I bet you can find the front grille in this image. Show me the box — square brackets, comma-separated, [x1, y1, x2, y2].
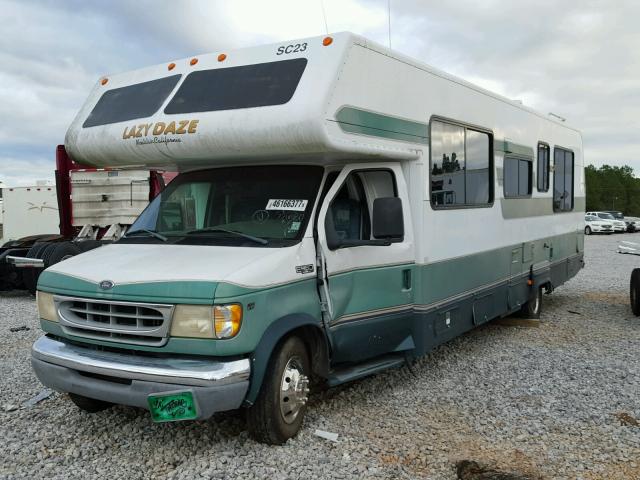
[55, 296, 174, 346]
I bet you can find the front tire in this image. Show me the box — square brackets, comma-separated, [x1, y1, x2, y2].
[246, 336, 310, 445]
[519, 286, 543, 319]
[630, 269, 640, 316]
[69, 393, 112, 413]
[585, 226, 592, 235]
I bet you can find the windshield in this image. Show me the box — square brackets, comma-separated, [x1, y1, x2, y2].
[121, 165, 323, 247]
[598, 213, 615, 220]
[610, 212, 624, 219]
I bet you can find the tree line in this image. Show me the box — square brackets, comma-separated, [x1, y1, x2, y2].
[585, 164, 640, 216]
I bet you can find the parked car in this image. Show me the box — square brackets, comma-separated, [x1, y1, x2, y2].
[586, 211, 626, 232]
[584, 214, 614, 235]
[624, 216, 640, 233]
[604, 210, 636, 232]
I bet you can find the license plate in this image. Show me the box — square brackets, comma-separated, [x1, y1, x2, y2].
[148, 391, 198, 422]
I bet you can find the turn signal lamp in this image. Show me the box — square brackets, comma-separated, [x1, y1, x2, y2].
[322, 36, 333, 46]
[214, 304, 242, 339]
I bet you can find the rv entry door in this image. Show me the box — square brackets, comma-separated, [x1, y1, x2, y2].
[317, 163, 415, 364]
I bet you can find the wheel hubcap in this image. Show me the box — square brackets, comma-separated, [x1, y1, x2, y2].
[279, 357, 309, 424]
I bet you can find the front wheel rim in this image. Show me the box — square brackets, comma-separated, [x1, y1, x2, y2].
[279, 356, 309, 424]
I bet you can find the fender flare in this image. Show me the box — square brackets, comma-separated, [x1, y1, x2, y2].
[244, 313, 328, 405]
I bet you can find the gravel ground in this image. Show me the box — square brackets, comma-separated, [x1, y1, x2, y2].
[1, 234, 639, 479]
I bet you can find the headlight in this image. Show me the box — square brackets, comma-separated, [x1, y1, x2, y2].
[170, 304, 242, 339]
[170, 305, 215, 338]
[36, 291, 57, 322]
[213, 304, 242, 339]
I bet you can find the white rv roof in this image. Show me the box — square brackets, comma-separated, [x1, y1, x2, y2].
[65, 32, 578, 170]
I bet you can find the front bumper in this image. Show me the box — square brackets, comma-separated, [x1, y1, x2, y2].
[31, 335, 250, 419]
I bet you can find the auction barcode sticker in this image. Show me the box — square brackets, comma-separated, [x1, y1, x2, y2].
[265, 199, 308, 211]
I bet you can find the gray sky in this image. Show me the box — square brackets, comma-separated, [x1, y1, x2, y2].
[1, 0, 638, 185]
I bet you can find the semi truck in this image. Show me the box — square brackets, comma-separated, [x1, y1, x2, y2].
[30, 32, 584, 444]
[0, 146, 167, 291]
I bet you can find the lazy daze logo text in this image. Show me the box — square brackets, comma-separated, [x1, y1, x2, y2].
[122, 119, 199, 145]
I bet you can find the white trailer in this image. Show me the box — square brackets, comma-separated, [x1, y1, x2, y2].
[0, 151, 164, 291]
[33, 32, 584, 444]
[0, 186, 59, 244]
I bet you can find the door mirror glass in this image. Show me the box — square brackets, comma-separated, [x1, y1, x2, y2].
[372, 197, 404, 240]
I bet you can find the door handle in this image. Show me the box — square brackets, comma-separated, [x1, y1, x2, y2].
[402, 269, 412, 290]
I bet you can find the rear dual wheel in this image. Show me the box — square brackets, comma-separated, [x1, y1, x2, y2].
[519, 286, 543, 319]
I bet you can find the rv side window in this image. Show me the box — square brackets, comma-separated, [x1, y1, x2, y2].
[503, 157, 532, 198]
[327, 170, 396, 244]
[537, 143, 550, 192]
[553, 148, 574, 212]
[430, 119, 492, 208]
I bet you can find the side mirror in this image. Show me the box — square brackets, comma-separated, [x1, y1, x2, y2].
[372, 197, 404, 241]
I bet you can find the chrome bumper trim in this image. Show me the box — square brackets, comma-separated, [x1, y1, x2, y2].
[31, 336, 250, 387]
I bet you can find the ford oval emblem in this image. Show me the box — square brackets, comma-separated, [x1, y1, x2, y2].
[99, 280, 115, 290]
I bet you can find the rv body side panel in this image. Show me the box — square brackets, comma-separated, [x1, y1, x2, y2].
[320, 39, 584, 363]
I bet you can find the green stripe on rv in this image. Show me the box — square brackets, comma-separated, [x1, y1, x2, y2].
[37, 231, 582, 355]
[335, 107, 429, 144]
[328, 230, 582, 321]
[494, 139, 534, 157]
[501, 197, 586, 219]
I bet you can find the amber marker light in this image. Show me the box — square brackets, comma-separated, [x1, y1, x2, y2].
[168, 62, 176, 71]
[218, 53, 227, 62]
[100, 78, 108, 85]
[322, 36, 333, 46]
[190, 58, 198, 66]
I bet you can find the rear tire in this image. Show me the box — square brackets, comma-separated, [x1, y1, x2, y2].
[246, 336, 310, 445]
[584, 226, 591, 235]
[40, 243, 59, 268]
[69, 393, 112, 413]
[519, 286, 543, 319]
[48, 242, 81, 266]
[630, 269, 640, 316]
[76, 240, 103, 252]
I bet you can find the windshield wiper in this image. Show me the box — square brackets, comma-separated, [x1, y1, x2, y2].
[186, 227, 268, 245]
[123, 229, 168, 242]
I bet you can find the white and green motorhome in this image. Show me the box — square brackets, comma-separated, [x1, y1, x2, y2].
[32, 32, 584, 444]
